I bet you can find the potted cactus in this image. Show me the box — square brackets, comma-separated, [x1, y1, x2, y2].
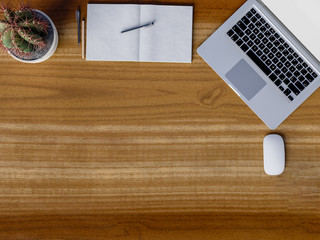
[0, 4, 58, 63]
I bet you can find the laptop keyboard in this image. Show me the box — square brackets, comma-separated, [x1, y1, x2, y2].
[227, 8, 318, 101]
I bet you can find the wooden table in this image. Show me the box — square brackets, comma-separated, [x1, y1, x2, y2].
[1, 0, 319, 239]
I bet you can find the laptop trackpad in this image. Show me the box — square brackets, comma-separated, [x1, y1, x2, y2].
[225, 59, 266, 101]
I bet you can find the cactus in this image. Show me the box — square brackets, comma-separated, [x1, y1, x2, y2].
[0, 4, 49, 58]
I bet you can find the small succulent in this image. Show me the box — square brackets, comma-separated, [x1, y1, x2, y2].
[0, 4, 49, 58]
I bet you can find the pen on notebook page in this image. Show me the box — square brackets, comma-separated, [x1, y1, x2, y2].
[121, 21, 155, 34]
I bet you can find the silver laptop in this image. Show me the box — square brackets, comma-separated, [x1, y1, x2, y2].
[197, 0, 320, 129]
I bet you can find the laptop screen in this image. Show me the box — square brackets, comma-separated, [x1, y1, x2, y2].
[261, 0, 320, 62]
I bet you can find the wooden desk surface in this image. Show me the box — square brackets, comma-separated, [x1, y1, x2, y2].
[0, 0, 319, 239]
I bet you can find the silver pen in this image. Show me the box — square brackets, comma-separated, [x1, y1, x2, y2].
[121, 21, 155, 34]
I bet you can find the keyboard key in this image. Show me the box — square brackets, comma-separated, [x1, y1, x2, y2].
[285, 61, 291, 68]
[303, 80, 310, 87]
[247, 40, 254, 47]
[256, 21, 262, 28]
[251, 8, 256, 14]
[275, 80, 282, 86]
[294, 71, 300, 77]
[298, 76, 305, 82]
[250, 34, 256, 40]
[269, 35, 276, 42]
[287, 55, 294, 61]
[259, 43, 265, 49]
[237, 21, 247, 30]
[266, 59, 272, 66]
[295, 81, 305, 91]
[282, 67, 288, 73]
[258, 33, 264, 39]
[277, 62, 283, 68]
[306, 73, 315, 82]
[245, 29, 252, 35]
[289, 66, 295, 72]
[236, 39, 244, 46]
[286, 72, 293, 78]
[279, 73, 286, 80]
[274, 69, 281, 76]
[288, 95, 294, 101]
[278, 45, 285, 52]
[242, 16, 250, 25]
[233, 25, 242, 34]
[256, 50, 263, 56]
[270, 73, 277, 81]
[283, 79, 290, 85]
[274, 40, 280, 47]
[268, 53, 274, 59]
[301, 69, 307, 75]
[247, 50, 272, 76]
[290, 76, 297, 83]
[231, 34, 239, 41]
[227, 30, 234, 36]
[241, 43, 249, 52]
[265, 31, 271, 37]
[256, 13, 261, 19]
[246, 12, 253, 18]
[312, 72, 318, 78]
[254, 39, 261, 45]
[284, 88, 291, 96]
[279, 86, 284, 91]
[292, 60, 298, 66]
[288, 83, 300, 95]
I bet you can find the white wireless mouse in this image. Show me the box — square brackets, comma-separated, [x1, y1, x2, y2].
[263, 134, 285, 175]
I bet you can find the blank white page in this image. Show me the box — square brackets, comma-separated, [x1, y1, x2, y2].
[139, 5, 193, 63]
[262, 0, 320, 61]
[86, 4, 140, 61]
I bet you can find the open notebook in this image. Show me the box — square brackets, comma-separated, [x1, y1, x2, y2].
[86, 4, 193, 63]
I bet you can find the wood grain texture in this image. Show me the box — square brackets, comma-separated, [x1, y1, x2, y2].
[0, 0, 319, 239]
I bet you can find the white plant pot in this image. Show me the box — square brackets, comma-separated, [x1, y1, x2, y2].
[8, 10, 58, 63]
